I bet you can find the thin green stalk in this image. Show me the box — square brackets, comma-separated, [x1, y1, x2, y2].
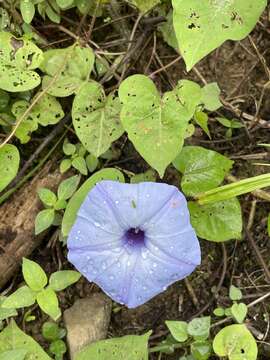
[195, 173, 270, 205]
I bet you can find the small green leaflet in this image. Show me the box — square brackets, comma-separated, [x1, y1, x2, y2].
[130, 169, 156, 184]
[165, 321, 188, 342]
[12, 94, 64, 143]
[35, 209, 55, 235]
[0, 144, 20, 192]
[40, 45, 95, 97]
[172, 0, 267, 71]
[126, 0, 160, 13]
[75, 331, 151, 360]
[173, 146, 233, 196]
[36, 288, 61, 321]
[188, 198, 242, 242]
[159, 10, 179, 51]
[0, 296, 17, 321]
[22, 258, 47, 291]
[213, 324, 257, 360]
[2, 286, 35, 309]
[49, 271, 81, 291]
[0, 32, 43, 92]
[57, 175, 80, 201]
[187, 317, 211, 340]
[229, 285, 243, 301]
[119, 75, 201, 177]
[20, 0, 35, 24]
[62, 168, 125, 237]
[201, 83, 222, 111]
[72, 81, 124, 157]
[56, 0, 74, 9]
[231, 303, 247, 324]
[0, 320, 52, 360]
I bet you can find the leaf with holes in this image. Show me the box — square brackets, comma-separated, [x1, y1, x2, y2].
[0, 32, 43, 92]
[12, 95, 64, 143]
[0, 144, 20, 192]
[40, 45, 95, 97]
[213, 324, 257, 360]
[75, 331, 151, 360]
[173, 146, 233, 196]
[172, 0, 267, 71]
[62, 168, 125, 237]
[119, 75, 202, 177]
[72, 81, 124, 157]
[0, 320, 51, 360]
[189, 198, 242, 242]
[12, 94, 65, 126]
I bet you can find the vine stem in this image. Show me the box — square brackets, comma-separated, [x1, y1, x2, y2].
[0, 42, 77, 148]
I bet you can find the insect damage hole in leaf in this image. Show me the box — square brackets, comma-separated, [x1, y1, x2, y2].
[172, 0, 267, 70]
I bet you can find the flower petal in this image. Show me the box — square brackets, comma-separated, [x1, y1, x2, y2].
[67, 181, 201, 308]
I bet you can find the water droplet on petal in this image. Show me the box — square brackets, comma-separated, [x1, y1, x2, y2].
[162, 286, 167, 291]
[115, 200, 119, 204]
[141, 248, 149, 259]
[109, 275, 114, 280]
[102, 262, 106, 270]
[149, 269, 153, 275]
[146, 194, 150, 198]
[143, 286, 147, 291]
[153, 262, 157, 268]
[94, 221, 100, 227]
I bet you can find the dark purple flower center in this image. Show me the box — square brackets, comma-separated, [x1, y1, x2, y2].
[125, 228, 145, 247]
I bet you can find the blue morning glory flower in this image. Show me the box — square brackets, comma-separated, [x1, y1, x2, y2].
[67, 181, 201, 308]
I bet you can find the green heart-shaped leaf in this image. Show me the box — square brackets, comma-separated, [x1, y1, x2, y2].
[119, 75, 202, 177]
[72, 81, 124, 157]
[231, 303, 247, 324]
[172, 0, 267, 70]
[189, 198, 242, 242]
